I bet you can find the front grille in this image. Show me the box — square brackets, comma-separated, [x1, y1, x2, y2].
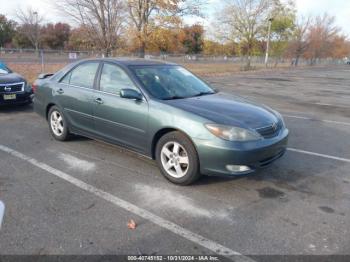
[256, 121, 282, 139]
[0, 82, 25, 93]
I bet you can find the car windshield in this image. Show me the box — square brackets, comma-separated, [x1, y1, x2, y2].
[130, 65, 215, 100]
[0, 63, 12, 75]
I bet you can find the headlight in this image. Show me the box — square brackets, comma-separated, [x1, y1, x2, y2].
[205, 124, 262, 141]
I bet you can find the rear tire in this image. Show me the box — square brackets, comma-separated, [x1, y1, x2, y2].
[156, 131, 201, 185]
[48, 106, 70, 141]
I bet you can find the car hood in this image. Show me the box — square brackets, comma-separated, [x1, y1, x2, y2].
[162, 92, 279, 129]
[0, 73, 25, 84]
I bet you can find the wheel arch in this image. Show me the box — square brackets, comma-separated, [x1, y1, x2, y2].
[151, 127, 198, 160]
[46, 103, 56, 120]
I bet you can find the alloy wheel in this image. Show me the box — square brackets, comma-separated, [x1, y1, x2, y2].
[50, 110, 64, 137]
[160, 141, 189, 178]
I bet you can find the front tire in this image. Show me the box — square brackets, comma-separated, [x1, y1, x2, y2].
[156, 131, 201, 185]
[48, 106, 70, 141]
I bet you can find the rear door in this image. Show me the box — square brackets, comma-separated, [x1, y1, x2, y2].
[53, 61, 100, 134]
[93, 62, 149, 152]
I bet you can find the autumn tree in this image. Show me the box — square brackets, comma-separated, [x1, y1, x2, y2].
[147, 27, 184, 54]
[67, 26, 95, 51]
[305, 14, 340, 64]
[127, 0, 204, 58]
[41, 23, 71, 49]
[12, 28, 34, 48]
[203, 40, 221, 56]
[203, 40, 238, 56]
[330, 36, 350, 59]
[57, 0, 127, 56]
[0, 15, 16, 48]
[181, 24, 204, 54]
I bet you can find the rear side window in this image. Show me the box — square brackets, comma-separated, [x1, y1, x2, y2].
[66, 62, 99, 89]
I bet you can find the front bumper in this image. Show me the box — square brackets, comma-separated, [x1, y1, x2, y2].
[0, 92, 33, 105]
[194, 128, 289, 176]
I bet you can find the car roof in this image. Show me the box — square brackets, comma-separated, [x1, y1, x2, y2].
[49, 58, 180, 82]
[80, 57, 178, 67]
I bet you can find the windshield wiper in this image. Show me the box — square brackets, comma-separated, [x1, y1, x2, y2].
[192, 91, 215, 97]
[163, 95, 185, 100]
[163, 91, 215, 100]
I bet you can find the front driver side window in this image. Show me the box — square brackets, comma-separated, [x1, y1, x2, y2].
[60, 72, 71, 84]
[100, 63, 138, 95]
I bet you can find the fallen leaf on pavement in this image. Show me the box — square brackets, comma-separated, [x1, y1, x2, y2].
[127, 219, 137, 230]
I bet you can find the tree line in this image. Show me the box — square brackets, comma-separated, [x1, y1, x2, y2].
[0, 0, 349, 67]
[0, 12, 204, 56]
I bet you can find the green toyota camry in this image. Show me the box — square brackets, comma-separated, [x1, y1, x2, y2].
[34, 58, 289, 185]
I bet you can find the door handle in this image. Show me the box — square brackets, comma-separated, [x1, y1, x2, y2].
[95, 98, 104, 104]
[57, 88, 64, 94]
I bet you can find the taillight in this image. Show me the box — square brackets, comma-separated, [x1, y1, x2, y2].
[31, 84, 37, 93]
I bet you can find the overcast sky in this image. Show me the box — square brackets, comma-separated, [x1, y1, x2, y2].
[0, 0, 349, 36]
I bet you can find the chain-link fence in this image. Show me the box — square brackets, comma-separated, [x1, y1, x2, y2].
[0, 48, 347, 71]
[0, 48, 92, 64]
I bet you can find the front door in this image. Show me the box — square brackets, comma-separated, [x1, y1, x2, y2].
[93, 62, 149, 152]
[54, 62, 100, 134]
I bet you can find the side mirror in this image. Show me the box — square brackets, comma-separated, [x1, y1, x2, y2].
[38, 73, 54, 79]
[212, 87, 220, 93]
[120, 89, 143, 101]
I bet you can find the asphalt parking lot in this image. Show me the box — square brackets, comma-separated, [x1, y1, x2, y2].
[0, 65, 349, 260]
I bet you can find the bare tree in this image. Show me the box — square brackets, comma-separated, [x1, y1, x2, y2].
[127, 0, 204, 58]
[288, 15, 311, 66]
[217, 0, 273, 69]
[56, 0, 127, 57]
[16, 7, 44, 52]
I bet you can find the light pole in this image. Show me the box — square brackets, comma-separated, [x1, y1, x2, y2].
[265, 17, 273, 68]
[33, 11, 39, 53]
[33, 11, 44, 71]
